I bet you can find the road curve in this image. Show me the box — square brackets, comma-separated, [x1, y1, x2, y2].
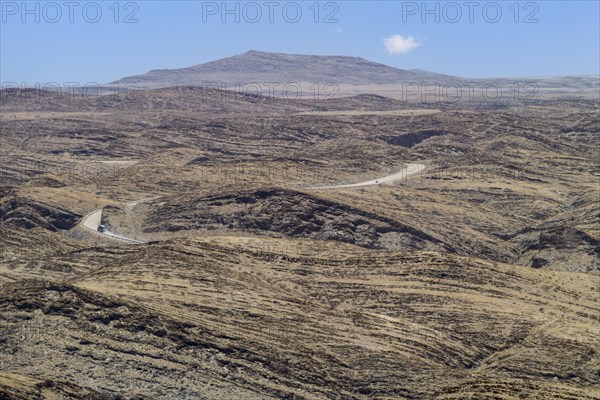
[80, 208, 145, 244]
[78, 166, 424, 243]
[309, 163, 425, 189]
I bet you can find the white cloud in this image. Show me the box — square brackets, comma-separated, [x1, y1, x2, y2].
[383, 35, 421, 54]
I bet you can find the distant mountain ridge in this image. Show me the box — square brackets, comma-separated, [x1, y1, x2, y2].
[97, 50, 598, 99]
[110, 50, 451, 89]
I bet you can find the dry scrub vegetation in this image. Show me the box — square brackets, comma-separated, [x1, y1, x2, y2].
[0, 87, 598, 399]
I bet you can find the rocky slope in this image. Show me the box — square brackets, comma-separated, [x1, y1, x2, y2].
[111, 50, 424, 88]
[0, 87, 598, 399]
[1, 238, 599, 399]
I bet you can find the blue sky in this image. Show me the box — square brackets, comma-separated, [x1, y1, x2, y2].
[1, 1, 599, 84]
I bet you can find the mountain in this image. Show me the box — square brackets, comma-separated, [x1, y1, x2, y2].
[109, 51, 599, 100]
[110, 50, 435, 88]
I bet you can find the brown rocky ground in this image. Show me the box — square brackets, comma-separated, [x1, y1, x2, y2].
[0, 87, 598, 399]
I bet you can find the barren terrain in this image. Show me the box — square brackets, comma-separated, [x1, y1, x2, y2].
[0, 82, 598, 399]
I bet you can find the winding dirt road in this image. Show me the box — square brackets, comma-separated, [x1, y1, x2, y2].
[80, 208, 145, 244]
[78, 164, 425, 243]
[309, 163, 425, 189]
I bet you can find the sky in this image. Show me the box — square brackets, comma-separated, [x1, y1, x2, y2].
[1, 0, 599, 85]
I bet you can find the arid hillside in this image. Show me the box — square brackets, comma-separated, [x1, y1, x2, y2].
[0, 86, 598, 399]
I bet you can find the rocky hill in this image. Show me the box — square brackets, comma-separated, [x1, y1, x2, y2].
[111, 50, 427, 88]
[1, 85, 598, 399]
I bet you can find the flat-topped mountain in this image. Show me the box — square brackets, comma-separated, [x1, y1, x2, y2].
[111, 50, 442, 88]
[109, 51, 599, 99]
